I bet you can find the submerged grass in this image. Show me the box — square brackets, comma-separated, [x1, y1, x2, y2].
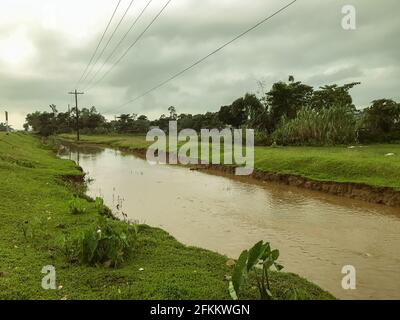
[0, 132, 333, 299]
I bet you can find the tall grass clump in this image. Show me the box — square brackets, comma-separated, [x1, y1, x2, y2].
[94, 197, 114, 218]
[68, 197, 88, 215]
[63, 217, 138, 267]
[273, 105, 357, 145]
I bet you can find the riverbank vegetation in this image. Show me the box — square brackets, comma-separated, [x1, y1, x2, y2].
[0, 132, 333, 299]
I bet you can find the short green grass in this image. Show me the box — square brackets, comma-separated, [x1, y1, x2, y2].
[60, 133, 400, 190]
[0, 132, 333, 300]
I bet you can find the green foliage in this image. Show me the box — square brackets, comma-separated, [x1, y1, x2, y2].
[25, 106, 107, 136]
[23, 79, 398, 146]
[218, 94, 263, 129]
[359, 99, 400, 143]
[94, 197, 113, 218]
[273, 105, 357, 145]
[0, 133, 334, 299]
[267, 81, 314, 131]
[254, 130, 272, 146]
[216, 79, 360, 136]
[310, 82, 360, 111]
[20, 221, 30, 240]
[63, 217, 138, 267]
[69, 197, 88, 215]
[229, 241, 284, 300]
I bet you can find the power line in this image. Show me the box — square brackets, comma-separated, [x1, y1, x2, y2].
[81, 0, 136, 88]
[110, 0, 298, 113]
[83, 0, 154, 91]
[76, 0, 122, 88]
[86, 0, 174, 91]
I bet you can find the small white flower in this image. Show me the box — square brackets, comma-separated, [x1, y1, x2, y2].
[139, 268, 144, 272]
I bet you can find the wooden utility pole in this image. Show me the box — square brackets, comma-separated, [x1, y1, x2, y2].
[5, 111, 9, 134]
[68, 90, 84, 141]
[67, 104, 71, 133]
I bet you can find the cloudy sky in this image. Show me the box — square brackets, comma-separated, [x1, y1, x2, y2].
[0, 0, 399, 128]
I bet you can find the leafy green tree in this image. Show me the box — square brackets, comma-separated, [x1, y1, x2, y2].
[359, 99, 400, 142]
[266, 81, 314, 130]
[116, 114, 136, 133]
[218, 105, 234, 127]
[218, 94, 263, 128]
[132, 116, 151, 134]
[310, 82, 360, 111]
[137, 115, 148, 121]
[79, 107, 106, 132]
[168, 106, 178, 120]
[25, 111, 42, 132]
[244, 93, 265, 128]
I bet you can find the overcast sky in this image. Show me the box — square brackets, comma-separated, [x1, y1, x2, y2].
[0, 0, 399, 128]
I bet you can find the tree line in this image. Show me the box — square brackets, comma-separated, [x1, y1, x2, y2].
[24, 77, 400, 145]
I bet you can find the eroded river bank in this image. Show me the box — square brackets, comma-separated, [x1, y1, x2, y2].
[60, 144, 400, 300]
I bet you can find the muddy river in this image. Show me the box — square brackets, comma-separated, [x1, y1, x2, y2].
[60, 145, 400, 300]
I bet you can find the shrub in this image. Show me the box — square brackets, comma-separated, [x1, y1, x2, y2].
[94, 197, 113, 218]
[229, 241, 284, 300]
[254, 131, 272, 146]
[358, 99, 400, 143]
[272, 105, 357, 146]
[68, 197, 87, 215]
[63, 217, 138, 267]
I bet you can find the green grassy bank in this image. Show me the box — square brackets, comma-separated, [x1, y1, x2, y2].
[0, 132, 333, 300]
[60, 133, 400, 190]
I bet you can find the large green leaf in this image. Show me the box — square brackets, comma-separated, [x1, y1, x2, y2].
[246, 241, 265, 271]
[271, 249, 280, 261]
[232, 250, 248, 294]
[263, 257, 274, 269]
[261, 243, 271, 260]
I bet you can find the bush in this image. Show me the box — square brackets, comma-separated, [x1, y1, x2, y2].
[63, 217, 138, 267]
[68, 197, 88, 215]
[273, 105, 357, 146]
[254, 131, 272, 146]
[94, 197, 113, 218]
[358, 99, 400, 143]
[229, 241, 284, 300]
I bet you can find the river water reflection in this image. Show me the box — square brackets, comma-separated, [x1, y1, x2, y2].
[60, 145, 400, 300]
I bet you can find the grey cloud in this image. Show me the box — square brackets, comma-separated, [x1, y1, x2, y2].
[1, 0, 399, 128]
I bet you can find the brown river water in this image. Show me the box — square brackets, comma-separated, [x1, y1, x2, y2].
[60, 145, 400, 300]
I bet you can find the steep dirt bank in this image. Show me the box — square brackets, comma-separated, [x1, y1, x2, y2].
[129, 147, 400, 208]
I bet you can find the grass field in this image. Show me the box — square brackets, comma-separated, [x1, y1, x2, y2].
[0, 132, 333, 300]
[60, 133, 400, 190]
